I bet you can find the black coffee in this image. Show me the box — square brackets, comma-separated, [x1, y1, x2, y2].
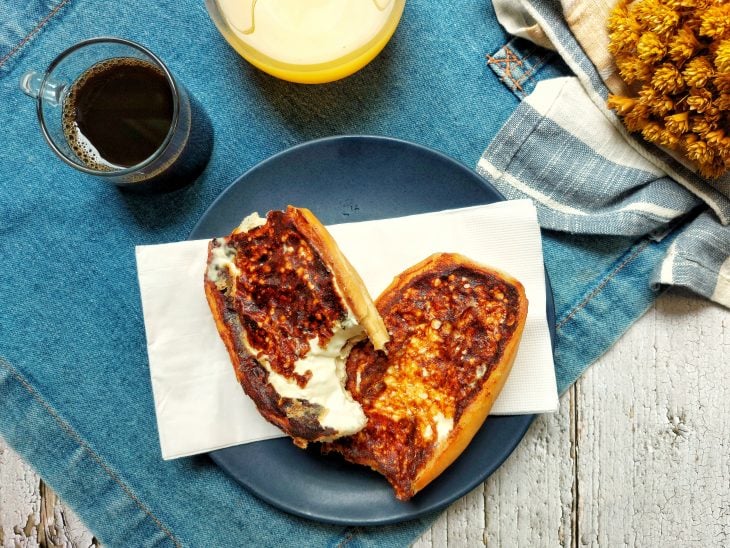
[62, 57, 174, 170]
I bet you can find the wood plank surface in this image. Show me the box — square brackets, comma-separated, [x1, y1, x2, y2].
[0, 443, 41, 547]
[574, 291, 730, 547]
[1, 290, 728, 547]
[0, 443, 97, 548]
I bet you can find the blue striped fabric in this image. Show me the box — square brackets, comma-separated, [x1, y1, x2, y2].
[519, 0, 730, 221]
[657, 211, 730, 303]
[480, 1, 730, 308]
[478, 82, 702, 235]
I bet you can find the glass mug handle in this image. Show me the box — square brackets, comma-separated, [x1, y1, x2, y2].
[19, 70, 67, 106]
[18, 37, 213, 193]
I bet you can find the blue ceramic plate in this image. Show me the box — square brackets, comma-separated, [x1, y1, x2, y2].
[190, 135, 555, 526]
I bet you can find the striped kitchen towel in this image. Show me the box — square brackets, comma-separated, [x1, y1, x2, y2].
[481, 0, 730, 307]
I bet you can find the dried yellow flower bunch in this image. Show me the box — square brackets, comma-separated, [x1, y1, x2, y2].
[607, 0, 730, 179]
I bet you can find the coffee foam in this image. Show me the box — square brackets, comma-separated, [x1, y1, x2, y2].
[66, 124, 120, 170]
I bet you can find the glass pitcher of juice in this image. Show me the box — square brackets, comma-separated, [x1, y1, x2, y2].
[206, 0, 406, 84]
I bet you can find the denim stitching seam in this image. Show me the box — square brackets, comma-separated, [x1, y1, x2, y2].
[0, 357, 183, 548]
[486, 41, 553, 97]
[0, 0, 73, 68]
[556, 238, 652, 331]
[486, 46, 526, 92]
[515, 53, 549, 88]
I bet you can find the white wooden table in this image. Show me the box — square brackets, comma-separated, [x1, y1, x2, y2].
[1, 289, 728, 547]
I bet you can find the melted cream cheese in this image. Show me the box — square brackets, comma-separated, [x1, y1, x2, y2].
[237, 211, 267, 232]
[209, 210, 367, 437]
[433, 412, 454, 445]
[264, 312, 366, 435]
[206, 212, 265, 282]
[217, 0, 396, 65]
[206, 239, 241, 281]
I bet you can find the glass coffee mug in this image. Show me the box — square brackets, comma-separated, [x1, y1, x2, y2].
[20, 37, 213, 193]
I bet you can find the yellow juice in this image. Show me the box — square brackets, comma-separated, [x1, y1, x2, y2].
[206, 0, 406, 84]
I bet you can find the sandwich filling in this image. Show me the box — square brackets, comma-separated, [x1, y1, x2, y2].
[263, 314, 366, 435]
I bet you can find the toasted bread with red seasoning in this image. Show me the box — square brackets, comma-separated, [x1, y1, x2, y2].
[324, 253, 528, 500]
[204, 206, 388, 447]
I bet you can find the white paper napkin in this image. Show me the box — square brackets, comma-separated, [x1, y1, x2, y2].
[136, 200, 558, 460]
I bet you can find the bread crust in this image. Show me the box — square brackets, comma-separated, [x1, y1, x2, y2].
[290, 207, 389, 350]
[325, 252, 528, 499]
[205, 274, 325, 439]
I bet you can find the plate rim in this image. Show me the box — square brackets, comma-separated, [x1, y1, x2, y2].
[209, 415, 536, 526]
[191, 134, 555, 526]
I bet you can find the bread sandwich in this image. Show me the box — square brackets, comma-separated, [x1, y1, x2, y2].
[204, 206, 388, 447]
[324, 253, 528, 500]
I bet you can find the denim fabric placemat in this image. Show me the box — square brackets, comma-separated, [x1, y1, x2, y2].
[0, 1, 666, 546]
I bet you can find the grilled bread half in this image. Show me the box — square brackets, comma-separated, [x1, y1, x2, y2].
[204, 206, 388, 447]
[324, 253, 528, 500]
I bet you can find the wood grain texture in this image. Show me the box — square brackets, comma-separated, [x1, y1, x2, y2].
[574, 290, 730, 547]
[0, 442, 97, 548]
[38, 484, 99, 548]
[1, 290, 728, 547]
[0, 441, 40, 547]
